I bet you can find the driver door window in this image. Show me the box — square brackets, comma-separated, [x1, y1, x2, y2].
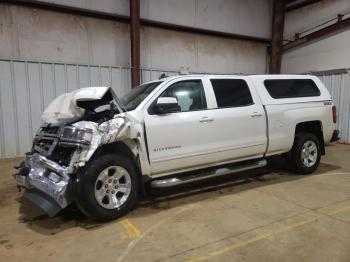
[160, 80, 207, 112]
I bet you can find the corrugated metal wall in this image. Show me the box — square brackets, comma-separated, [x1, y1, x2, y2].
[0, 59, 181, 158]
[1, 59, 349, 158]
[317, 70, 350, 143]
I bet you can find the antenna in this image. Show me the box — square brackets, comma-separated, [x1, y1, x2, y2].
[159, 73, 168, 79]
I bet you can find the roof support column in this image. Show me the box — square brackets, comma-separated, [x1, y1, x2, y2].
[130, 0, 140, 88]
[270, 0, 285, 74]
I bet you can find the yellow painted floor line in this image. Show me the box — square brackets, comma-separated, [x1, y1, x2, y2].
[320, 172, 350, 176]
[186, 203, 350, 262]
[120, 219, 141, 239]
[323, 204, 350, 216]
[186, 218, 315, 262]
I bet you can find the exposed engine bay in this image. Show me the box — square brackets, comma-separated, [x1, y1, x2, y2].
[33, 86, 128, 171]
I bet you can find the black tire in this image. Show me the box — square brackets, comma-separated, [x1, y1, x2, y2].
[74, 153, 139, 222]
[290, 132, 321, 175]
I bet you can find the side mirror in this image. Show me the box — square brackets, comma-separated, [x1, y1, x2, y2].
[153, 97, 180, 114]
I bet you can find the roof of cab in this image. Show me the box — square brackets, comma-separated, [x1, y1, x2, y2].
[153, 74, 318, 82]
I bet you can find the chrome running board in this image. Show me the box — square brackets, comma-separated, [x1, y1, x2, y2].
[150, 159, 267, 188]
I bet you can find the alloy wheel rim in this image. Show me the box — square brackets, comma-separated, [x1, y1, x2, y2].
[94, 166, 131, 209]
[301, 140, 318, 168]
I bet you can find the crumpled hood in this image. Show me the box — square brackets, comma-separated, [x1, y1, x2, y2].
[41, 86, 111, 124]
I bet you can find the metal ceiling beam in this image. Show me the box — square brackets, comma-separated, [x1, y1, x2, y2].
[0, 0, 130, 22]
[140, 19, 270, 44]
[270, 0, 285, 74]
[284, 0, 323, 12]
[283, 16, 350, 51]
[2, 0, 270, 44]
[130, 0, 140, 88]
[284, 0, 299, 4]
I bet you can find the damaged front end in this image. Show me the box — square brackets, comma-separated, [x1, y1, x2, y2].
[15, 86, 133, 217]
[15, 153, 72, 217]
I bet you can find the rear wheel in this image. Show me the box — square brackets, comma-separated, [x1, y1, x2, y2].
[75, 154, 139, 222]
[289, 132, 321, 175]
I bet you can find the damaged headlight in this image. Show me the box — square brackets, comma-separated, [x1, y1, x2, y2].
[60, 126, 93, 145]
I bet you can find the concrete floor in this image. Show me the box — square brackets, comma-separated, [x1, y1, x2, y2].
[0, 144, 350, 262]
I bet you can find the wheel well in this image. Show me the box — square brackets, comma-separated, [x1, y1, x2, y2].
[295, 121, 325, 155]
[91, 141, 139, 168]
[89, 141, 147, 195]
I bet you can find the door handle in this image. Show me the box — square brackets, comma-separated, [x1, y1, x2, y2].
[250, 112, 263, 117]
[199, 117, 214, 123]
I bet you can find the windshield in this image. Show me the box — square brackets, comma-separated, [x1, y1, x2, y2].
[120, 81, 162, 111]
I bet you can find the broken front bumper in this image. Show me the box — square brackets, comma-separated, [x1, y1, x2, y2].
[15, 153, 74, 217]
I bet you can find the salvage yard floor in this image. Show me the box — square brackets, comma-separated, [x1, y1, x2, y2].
[1, 144, 350, 262]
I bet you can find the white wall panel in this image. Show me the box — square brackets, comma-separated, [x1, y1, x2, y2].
[1, 4, 269, 76]
[282, 0, 350, 73]
[284, 0, 350, 40]
[78, 66, 90, 88]
[66, 65, 78, 92]
[196, 34, 267, 74]
[37, 0, 272, 38]
[13, 62, 32, 153]
[142, 0, 272, 39]
[0, 2, 270, 70]
[0, 61, 18, 156]
[282, 30, 350, 73]
[27, 62, 43, 138]
[282, 30, 350, 74]
[141, 28, 268, 74]
[318, 72, 350, 143]
[0, 5, 130, 67]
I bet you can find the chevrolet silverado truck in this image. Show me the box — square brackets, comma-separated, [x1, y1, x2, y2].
[15, 74, 339, 221]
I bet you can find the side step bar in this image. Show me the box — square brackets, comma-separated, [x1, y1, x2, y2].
[150, 159, 267, 188]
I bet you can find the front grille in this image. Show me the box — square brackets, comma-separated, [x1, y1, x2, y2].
[33, 125, 79, 167]
[33, 137, 58, 156]
[49, 146, 77, 167]
[33, 125, 62, 156]
[41, 126, 61, 136]
[36, 139, 55, 152]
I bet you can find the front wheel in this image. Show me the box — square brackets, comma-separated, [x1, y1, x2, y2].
[75, 154, 139, 222]
[289, 132, 321, 175]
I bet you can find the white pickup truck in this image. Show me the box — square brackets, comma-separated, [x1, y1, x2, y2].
[15, 74, 339, 221]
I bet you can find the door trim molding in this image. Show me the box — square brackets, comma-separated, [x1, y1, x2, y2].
[151, 142, 265, 163]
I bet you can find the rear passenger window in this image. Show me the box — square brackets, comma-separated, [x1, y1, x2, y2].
[210, 79, 253, 108]
[264, 79, 320, 99]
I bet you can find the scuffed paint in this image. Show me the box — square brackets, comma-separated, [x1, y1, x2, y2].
[69, 112, 151, 176]
[72, 115, 131, 167]
[98, 116, 130, 144]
